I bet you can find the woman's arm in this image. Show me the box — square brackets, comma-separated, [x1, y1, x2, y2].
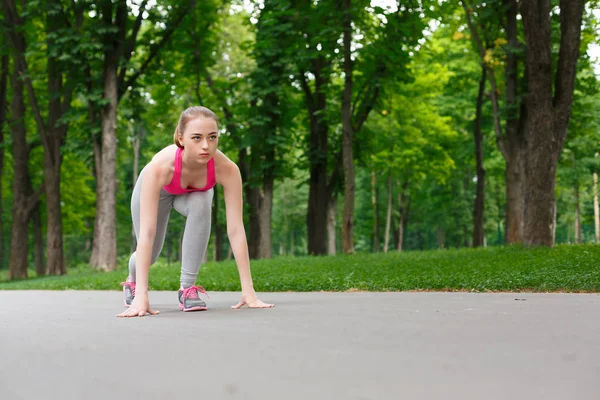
[222, 162, 274, 309]
[118, 164, 163, 317]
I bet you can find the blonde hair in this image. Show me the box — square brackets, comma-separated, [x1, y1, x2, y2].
[173, 106, 219, 148]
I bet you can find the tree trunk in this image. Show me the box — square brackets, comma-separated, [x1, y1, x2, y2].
[32, 204, 45, 276]
[327, 195, 337, 255]
[3, 0, 71, 275]
[392, 215, 399, 251]
[472, 66, 486, 247]
[504, 142, 526, 244]
[258, 180, 273, 259]
[306, 121, 331, 255]
[574, 181, 581, 244]
[8, 71, 33, 279]
[44, 10, 67, 276]
[90, 0, 126, 271]
[89, 120, 103, 267]
[397, 220, 404, 252]
[245, 172, 275, 259]
[302, 56, 334, 256]
[341, 0, 355, 254]
[502, 0, 526, 245]
[246, 184, 261, 259]
[521, 0, 585, 246]
[397, 180, 409, 252]
[383, 172, 392, 253]
[0, 54, 7, 270]
[9, 214, 29, 279]
[282, 187, 289, 256]
[371, 170, 380, 252]
[464, 0, 527, 244]
[307, 158, 330, 255]
[92, 61, 119, 271]
[594, 161, 599, 243]
[437, 226, 444, 249]
[43, 152, 65, 275]
[522, 91, 556, 246]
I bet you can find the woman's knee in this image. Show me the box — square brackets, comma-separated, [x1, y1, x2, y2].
[180, 190, 213, 215]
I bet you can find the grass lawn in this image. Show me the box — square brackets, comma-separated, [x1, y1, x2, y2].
[0, 244, 599, 292]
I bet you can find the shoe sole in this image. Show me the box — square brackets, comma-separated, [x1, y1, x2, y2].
[179, 304, 207, 312]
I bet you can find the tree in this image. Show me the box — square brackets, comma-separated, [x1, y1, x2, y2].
[520, 0, 586, 246]
[0, 52, 7, 269]
[556, 43, 600, 243]
[1, 0, 85, 275]
[90, 0, 196, 271]
[7, 64, 44, 279]
[340, 0, 355, 253]
[368, 61, 456, 251]
[243, 0, 297, 258]
[460, 0, 528, 244]
[289, 0, 343, 255]
[472, 65, 487, 246]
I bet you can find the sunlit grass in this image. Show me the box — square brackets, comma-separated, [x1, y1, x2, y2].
[1, 244, 599, 292]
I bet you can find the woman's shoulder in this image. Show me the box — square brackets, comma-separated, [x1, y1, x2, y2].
[151, 144, 178, 164]
[145, 145, 178, 184]
[214, 150, 240, 184]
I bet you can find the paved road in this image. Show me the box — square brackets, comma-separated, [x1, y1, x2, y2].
[0, 291, 599, 400]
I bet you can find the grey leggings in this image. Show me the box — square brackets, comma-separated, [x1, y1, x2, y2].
[128, 167, 213, 288]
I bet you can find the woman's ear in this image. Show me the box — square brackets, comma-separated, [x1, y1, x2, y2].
[178, 133, 184, 147]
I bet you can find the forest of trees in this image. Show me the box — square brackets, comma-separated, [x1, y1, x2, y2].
[1, 0, 599, 279]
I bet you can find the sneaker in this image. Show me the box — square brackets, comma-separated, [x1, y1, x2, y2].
[178, 285, 209, 312]
[120, 279, 136, 307]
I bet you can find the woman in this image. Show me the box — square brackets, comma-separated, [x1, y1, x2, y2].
[118, 106, 274, 317]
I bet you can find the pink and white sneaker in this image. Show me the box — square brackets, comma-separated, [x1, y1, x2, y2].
[120, 279, 136, 307]
[178, 286, 209, 312]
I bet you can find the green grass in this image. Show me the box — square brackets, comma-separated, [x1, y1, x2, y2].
[1, 244, 599, 292]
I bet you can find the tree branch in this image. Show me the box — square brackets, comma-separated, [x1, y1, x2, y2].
[118, 0, 149, 89]
[24, 180, 46, 218]
[1, 0, 49, 153]
[298, 69, 315, 117]
[462, 0, 505, 143]
[352, 84, 380, 133]
[327, 149, 344, 195]
[554, 0, 585, 140]
[351, 80, 369, 121]
[120, 0, 196, 100]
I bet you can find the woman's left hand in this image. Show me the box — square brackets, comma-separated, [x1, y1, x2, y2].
[231, 291, 275, 309]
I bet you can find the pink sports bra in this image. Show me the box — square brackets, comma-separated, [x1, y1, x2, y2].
[163, 147, 216, 194]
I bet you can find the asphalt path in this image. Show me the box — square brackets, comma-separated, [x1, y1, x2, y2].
[0, 291, 598, 400]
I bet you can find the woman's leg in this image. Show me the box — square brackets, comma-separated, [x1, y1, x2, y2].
[173, 189, 213, 288]
[128, 168, 174, 282]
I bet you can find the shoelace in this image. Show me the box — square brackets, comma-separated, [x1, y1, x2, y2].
[120, 281, 136, 297]
[182, 285, 210, 300]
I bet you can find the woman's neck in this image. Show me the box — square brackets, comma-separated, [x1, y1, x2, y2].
[180, 149, 207, 173]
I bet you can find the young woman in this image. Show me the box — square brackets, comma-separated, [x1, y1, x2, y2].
[118, 106, 274, 317]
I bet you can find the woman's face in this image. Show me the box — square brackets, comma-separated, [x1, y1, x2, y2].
[178, 117, 219, 164]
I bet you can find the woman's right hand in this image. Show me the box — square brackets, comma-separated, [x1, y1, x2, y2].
[117, 295, 160, 318]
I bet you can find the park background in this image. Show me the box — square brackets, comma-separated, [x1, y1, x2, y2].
[1, 0, 599, 289]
